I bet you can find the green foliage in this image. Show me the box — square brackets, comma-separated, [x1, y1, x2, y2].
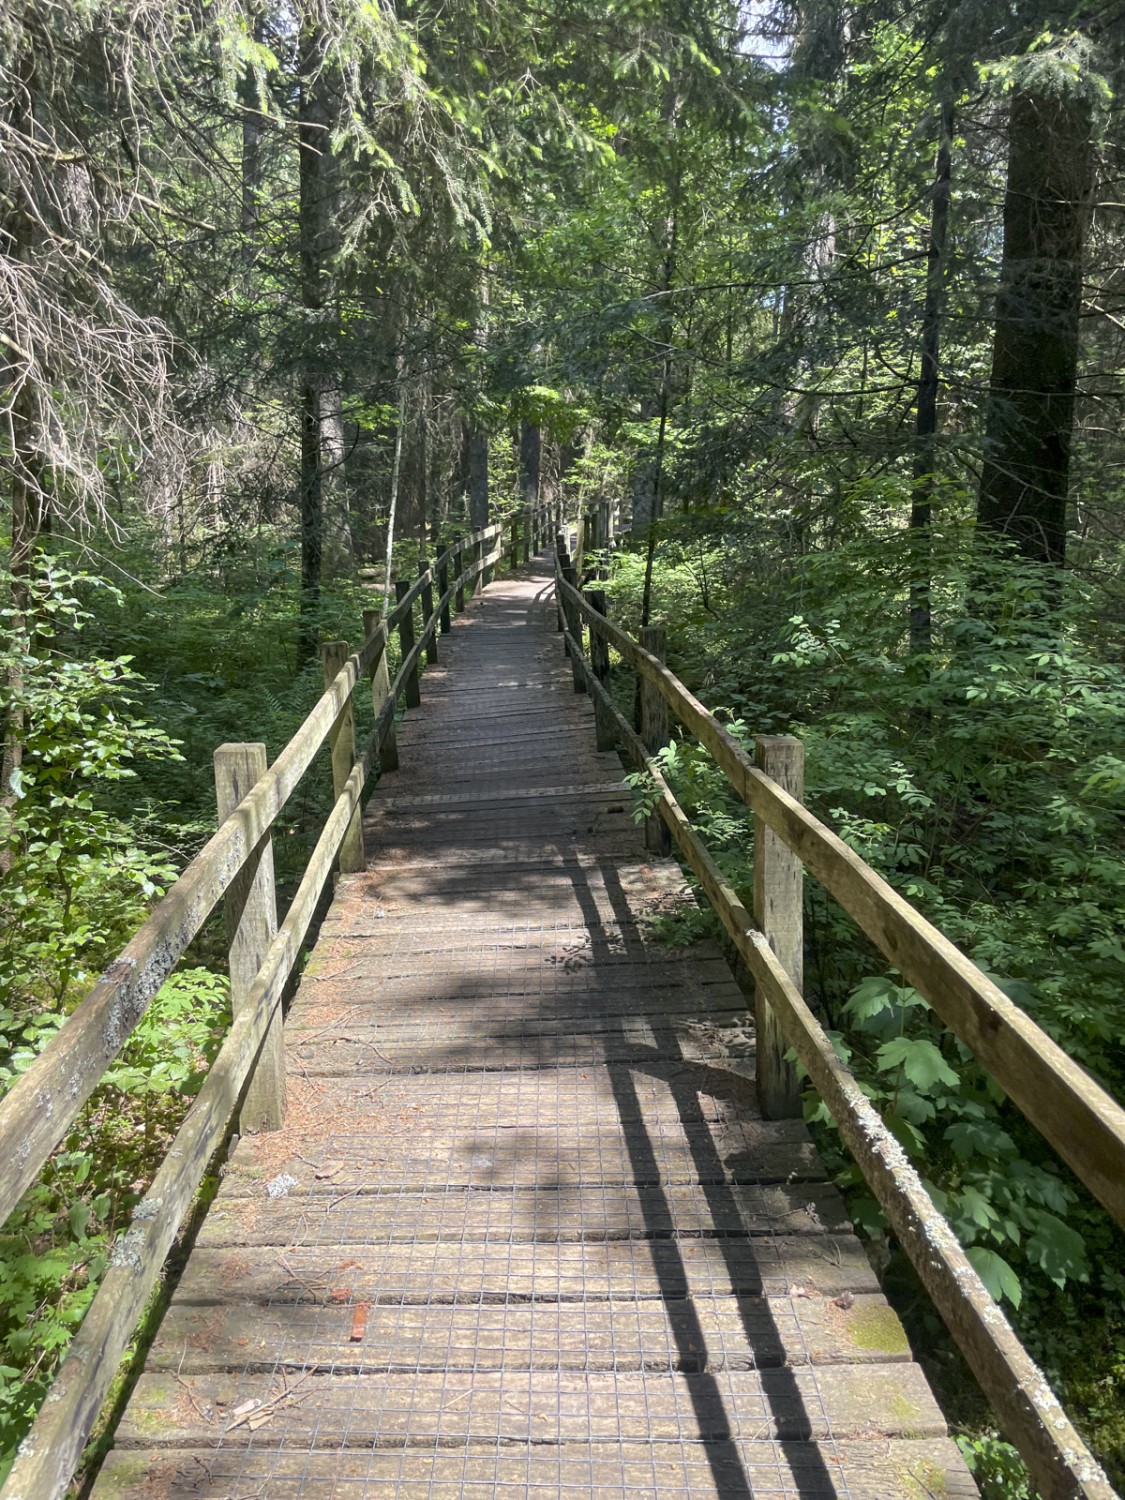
[0, 563, 235, 1476]
[631, 518, 1125, 1476]
[956, 1434, 1034, 1500]
[0, 966, 228, 1479]
[0, 563, 183, 1018]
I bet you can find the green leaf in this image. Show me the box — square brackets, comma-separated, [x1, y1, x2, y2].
[875, 1037, 959, 1092]
[944, 1120, 1017, 1162]
[844, 977, 898, 1026]
[966, 1246, 1022, 1308]
[1026, 1212, 1087, 1289]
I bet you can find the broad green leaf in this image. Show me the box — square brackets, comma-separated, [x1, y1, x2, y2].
[875, 1037, 959, 1092]
[966, 1247, 1022, 1308]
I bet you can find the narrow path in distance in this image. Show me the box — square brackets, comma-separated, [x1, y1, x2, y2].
[93, 555, 976, 1498]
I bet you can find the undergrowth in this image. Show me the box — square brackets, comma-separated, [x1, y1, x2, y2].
[612, 519, 1125, 1489]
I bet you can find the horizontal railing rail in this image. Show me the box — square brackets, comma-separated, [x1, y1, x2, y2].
[0, 507, 549, 1500]
[554, 546, 1117, 1500]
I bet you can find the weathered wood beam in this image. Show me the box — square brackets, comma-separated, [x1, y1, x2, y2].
[214, 742, 286, 1131]
[753, 736, 804, 1120]
[2, 742, 372, 1500]
[567, 640, 1114, 1500]
[558, 573, 1125, 1233]
[0, 642, 366, 1228]
[321, 642, 365, 875]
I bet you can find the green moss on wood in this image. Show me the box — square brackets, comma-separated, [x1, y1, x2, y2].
[847, 1301, 911, 1355]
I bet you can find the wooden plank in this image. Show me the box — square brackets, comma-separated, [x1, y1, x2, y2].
[321, 642, 365, 875]
[753, 736, 804, 1119]
[113, 1365, 946, 1448]
[172, 1235, 876, 1307]
[223, 1116, 825, 1192]
[94, 1439, 977, 1499]
[196, 1182, 851, 1246]
[369, 781, 629, 809]
[213, 743, 285, 1132]
[285, 1005, 748, 1039]
[181, 1064, 758, 1135]
[285, 1027, 753, 1075]
[148, 1289, 915, 1374]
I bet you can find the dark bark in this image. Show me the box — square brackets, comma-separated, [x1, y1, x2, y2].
[977, 88, 1093, 566]
[631, 223, 676, 536]
[239, 8, 267, 266]
[631, 87, 680, 538]
[518, 422, 541, 515]
[1, 45, 40, 876]
[467, 426, 489, 529]
[909, 93, 954, 657]
[296, 8, 345, 650]
[298, 380, 322, 658]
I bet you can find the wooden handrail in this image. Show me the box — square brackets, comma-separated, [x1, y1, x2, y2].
[555, 563, 1118, 1499]
[555, 569, 1125, 1234]
[0, 506, 540, 1500]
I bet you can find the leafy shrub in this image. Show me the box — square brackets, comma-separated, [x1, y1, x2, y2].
[0, 562, 231, 1476]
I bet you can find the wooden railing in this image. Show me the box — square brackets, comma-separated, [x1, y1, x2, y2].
[0, 506, 551, 1500]
[554, 540, 1121, 1500]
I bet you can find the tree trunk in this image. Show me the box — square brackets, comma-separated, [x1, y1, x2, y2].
[977, 87, 1093, 566]
[296, 5, 344, 651]
[298, 379, 323, 656]
[467, 426, 489, 529]
[519, 422, 541, 518]
[909, 92, 954, 656]
[631, 205, 677, 537]
[320, 377, 353, 577]
[1, 47, 40, 876]
[239, 7, 266, 266]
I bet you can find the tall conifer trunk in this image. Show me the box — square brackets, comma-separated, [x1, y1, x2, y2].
[239, 6, 266, 266]
[909, 92, 954, 656]
[519, 422, 540, 522]
[977, 87, 1093, 566]
[297, 3, 348, 654]
[1, 43, 41, 875]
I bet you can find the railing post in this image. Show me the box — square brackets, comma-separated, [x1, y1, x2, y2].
[362, 609, 399, 773]
[437, 549, 452, 635]
[473, 534, 484, 596]
[522, 510, 531, 564]
[574, 510, 586, 585]
[754, 735, 805, 1120]
[454, 534, 466, 613]
[395, 578, 422, 708]
[509, 515, 519, 572]
[555, 531, 568, 639]
[639, 625, 671, 857]
[320, 642, 366, 875]
[213, 743, 286, 1132]
[560, 560, 586, 694]
[586, 590, 616, 751]
[420, 557, 438, 664]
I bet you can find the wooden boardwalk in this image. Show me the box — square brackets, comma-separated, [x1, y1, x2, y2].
[93, 558, 976, 1498]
